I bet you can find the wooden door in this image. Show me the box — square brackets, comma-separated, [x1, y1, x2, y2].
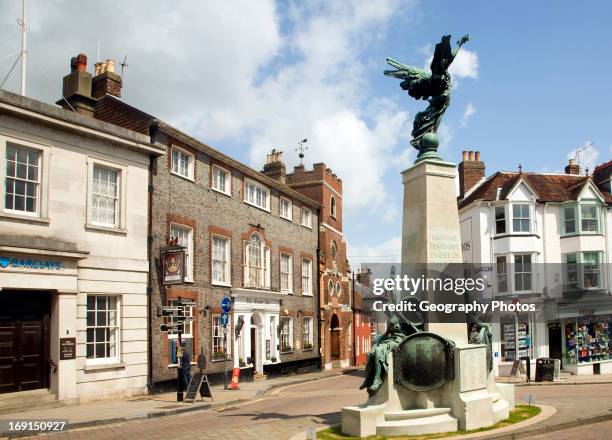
[0, 321, 18, 393]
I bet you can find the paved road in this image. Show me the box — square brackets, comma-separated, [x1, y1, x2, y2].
[25, 372, 612, 440]
[527, 420, 612, 440]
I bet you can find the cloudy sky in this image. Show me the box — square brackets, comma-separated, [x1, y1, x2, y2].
[1, 0, 611, 267]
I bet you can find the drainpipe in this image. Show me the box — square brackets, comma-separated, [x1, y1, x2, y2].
[146, 122, 159, 393]
[352, 270, 356, 366]
[316, 245, 323, 370]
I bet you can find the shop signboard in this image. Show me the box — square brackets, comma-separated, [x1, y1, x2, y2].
[161, 248, 185, 285]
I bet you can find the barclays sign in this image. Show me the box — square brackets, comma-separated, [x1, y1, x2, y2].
[0, 256, 62, 270]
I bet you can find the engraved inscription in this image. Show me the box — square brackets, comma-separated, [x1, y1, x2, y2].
[459, 347, 487, 392]
[428, 231, 462, 261]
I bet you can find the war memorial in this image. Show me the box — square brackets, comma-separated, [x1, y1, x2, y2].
[341, 34, 515, 437]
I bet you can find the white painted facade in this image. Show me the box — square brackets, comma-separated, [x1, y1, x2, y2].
[0, 91, 162, 401]
[459, 173, 612, 376]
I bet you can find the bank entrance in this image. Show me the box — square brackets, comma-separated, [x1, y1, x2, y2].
[0, 291, 50, 394]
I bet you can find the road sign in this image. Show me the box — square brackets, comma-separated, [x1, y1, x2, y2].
[177, 299, 196, 307]
[160, 307, 180, 317]
[221, 297, 232, 313]
[220, 312, 229, 326]
[160, 323, 184, 332]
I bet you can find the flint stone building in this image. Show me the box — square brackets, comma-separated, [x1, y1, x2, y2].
[58, 54, 321, 385]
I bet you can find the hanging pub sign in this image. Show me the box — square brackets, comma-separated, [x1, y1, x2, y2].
[161, 247, 185, 285]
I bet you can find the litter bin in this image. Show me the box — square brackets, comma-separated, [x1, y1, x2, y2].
[535, 358, 556, 382]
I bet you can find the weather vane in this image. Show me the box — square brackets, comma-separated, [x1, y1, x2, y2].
[295, 138, 308, 165]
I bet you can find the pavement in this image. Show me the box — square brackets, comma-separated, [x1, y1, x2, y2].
[0, 367, 356, 437]
[498, 372, 612, 386]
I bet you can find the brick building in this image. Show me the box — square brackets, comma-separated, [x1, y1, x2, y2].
[287, 164, 352, 369]
[59, 55, 321, 386]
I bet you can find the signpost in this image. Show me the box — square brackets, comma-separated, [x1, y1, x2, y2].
[159, 297, 195, 401]
[221, 296, 232, 390]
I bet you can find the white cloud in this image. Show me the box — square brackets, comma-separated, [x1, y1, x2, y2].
[567, 142, 599, 174]
[460, 102, 476, 126]
[449, 48, 479, 79]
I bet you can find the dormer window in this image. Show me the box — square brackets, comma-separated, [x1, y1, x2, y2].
[512, 204, 530, 233]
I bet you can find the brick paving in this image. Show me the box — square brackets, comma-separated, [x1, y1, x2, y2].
[7, 371, 612, 440]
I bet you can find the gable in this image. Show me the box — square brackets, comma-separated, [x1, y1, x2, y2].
[577, 181, 604, 202]
[507, 181, 536, 202]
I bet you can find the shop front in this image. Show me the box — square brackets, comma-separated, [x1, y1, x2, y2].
[0, 247, 85, 402]
[559, 315, 612, 375]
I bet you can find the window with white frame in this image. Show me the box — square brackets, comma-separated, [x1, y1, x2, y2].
[514, 254, 532, 292]
[512, 204, 530, 233]
[280, 253, 293, 293]
[581, 205, 599, 232]
[170, 224, 193, 281]
[211, 165, 230, 195]
[562, 204, 601, 235]
[165, 299, 195, 364]
[212, 315, 230, 359]
[4, 143, 40, 215]
[301, 207, 312, 228]
[171, 146, 194, 180]
[495, 206, 506, 234]
[280, 316, 293, 352]
[302, 258, 312, 295]
[330, 196, 337, 217]
[496, 256, 508, 293]
[280, 197, 292, 220]
[244, 179, 270, 210]
[86, 295, 120, 363]
[583, 252, 601, 289]
[91, 164, 120, 227]
[212, 235, 231, 285]
[243, 233, 270, 289]
[302, 317, 313, 350]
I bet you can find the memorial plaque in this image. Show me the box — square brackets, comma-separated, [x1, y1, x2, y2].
[59, 337, 76, 360]
[394, 332, 452, 392]
[459, 347, 487, 392]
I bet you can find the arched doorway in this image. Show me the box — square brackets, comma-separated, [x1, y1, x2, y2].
[330, 313, 341, 360]
[250, 312, 263, 373]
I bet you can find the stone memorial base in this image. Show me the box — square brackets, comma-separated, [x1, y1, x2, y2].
[342, 345, 514, 437]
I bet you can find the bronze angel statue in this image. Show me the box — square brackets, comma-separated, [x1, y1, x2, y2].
[385, 34, 470, 162]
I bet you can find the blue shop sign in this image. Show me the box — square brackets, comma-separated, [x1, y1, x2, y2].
[0, 256, 62, 270]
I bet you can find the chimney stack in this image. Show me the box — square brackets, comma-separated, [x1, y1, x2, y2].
[262, 149, 287, 183]
[92, 58, 122, 99]
[356, 268, 373, 288]
[565, 158, 580, 175]
[57, 53, 96, 116]
[458, 150, 485, 198]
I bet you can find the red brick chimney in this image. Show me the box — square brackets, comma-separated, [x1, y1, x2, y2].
[92, 59, 122, 99]
[458, 150, 485, 198]
[262, 149, 287, 183]
[565, 158, 580, 175]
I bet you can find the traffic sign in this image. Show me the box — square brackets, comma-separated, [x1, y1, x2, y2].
[221, 297, 232, 313]
[160, 307, 180, 317]
[160, 323, 184, 333]
[220, 312, 229, 326]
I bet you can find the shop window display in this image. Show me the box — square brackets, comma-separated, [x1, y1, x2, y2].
[565, 318, 612, 364]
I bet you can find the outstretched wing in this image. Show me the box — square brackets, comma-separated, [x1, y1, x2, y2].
[384, 58, 432, 100]
[430, 35, 453, 75]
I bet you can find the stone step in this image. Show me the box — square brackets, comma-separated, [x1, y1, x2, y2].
[384, 407, 451, 421]
[253, 373, 268, 382]
[331, 360, 341, 369]
[490, 392, 501, 402]
[377, 413, 458, 437]
[0, 389, 61, 415]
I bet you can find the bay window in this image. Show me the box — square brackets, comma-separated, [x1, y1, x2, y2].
[495, 206, 506, 234]
[514, 254, 532, 292]
[512, 204, 530, 233]
[562, 204, 601, 235]
[496, 256, 508, 293]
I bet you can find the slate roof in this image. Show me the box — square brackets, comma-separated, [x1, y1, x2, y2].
[458, 171, 612, 209]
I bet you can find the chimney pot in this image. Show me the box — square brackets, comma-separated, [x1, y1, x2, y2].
[94, 62, 102, 76]
[106, 59, 115, 74]
[565, 158, 581, 175]
[462, 151, 468, 161]
[469, 151, 475, 161]
[76, 53, 87, 72]
[475, 151, 481, 161]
